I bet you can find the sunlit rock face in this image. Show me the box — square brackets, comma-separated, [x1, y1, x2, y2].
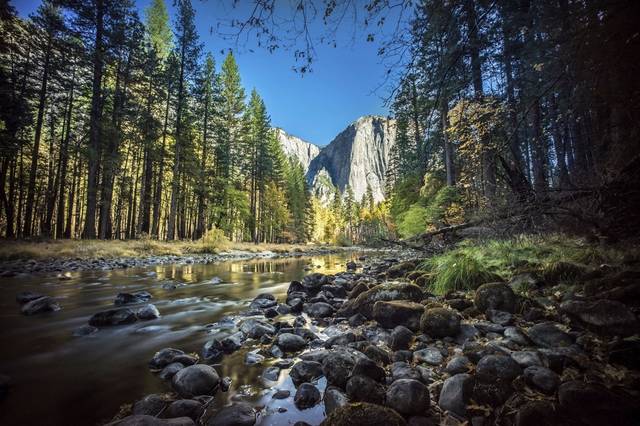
[306, 116, 396, 203]
[275, 128, 320, 172]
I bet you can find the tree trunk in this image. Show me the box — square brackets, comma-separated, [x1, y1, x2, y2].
[83, 0, 105, 239]
[23, 33, 53, 237]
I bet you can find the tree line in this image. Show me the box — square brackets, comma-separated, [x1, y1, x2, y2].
[0, 0, 314, 243]
[384, 0, 639, 237]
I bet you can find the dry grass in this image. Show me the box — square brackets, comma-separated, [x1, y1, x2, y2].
[0, 238, 334, 261]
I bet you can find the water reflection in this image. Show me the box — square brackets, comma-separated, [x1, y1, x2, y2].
[0, 251, 366, 426]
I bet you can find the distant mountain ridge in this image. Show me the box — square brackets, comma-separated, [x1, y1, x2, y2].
[276, 115, 397, 203]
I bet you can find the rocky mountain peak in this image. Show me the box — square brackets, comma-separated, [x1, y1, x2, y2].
[275, 128, 320, 172]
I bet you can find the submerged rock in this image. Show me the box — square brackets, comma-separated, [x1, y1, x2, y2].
[115, 291, 152, 306]
[149, 348, 197, 370]
[16, 291, 45, 305]
[21, 296, 60, 315]
[89, 308, 137, 326]
[137, 304, 160, 320]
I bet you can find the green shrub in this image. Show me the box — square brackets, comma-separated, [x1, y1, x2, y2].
[198, 228, 230, 253]
[421, 250, 502, 294]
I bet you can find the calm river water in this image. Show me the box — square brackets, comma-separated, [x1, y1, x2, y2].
[0, 251, 367, 426]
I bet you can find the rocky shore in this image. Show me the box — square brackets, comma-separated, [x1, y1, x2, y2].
[0, 246, 363, 276]
[38, 255, 640, 425]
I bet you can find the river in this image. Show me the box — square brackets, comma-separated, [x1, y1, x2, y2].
[0, 251, 368, 426]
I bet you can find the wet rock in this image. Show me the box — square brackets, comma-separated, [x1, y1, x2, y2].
[288, 280, 304, 294]
[165, 400, 204, 423]
[445, 356, 471, 375]
[473, 354, 521, 405]
[413, 347, 444, 365]
[325, 332, 357, 348]
[290, 360, 323, 385]
[250, 293, 277, 309]
[207, 402, 255, 426]
[527, 322, 574, 348]
[171, 364, 220, 398]
[558, 380, 639, 426]
[322, 284, 348, 298]
[72, 324, 98, 337]
[363, 344, 391, 365]
[89, 308, 137, 326]
[373, 301, 424, 331]
[276, 333, 307, 352]
[294, 383, 322, 409]
[321, 402, 407, 426]
[21, 296, 61, 315]
[515, 400, 558, 426]
[352, 358, 386, 383]
[300, 349, 330, 363]
[523, 365, 559, 394]
[486, 309, 512, 326]
[302, 273, 330, 294]
[390, 325, 414, 351]
[137, 304, 160, 320]
[244, 351, 265, 365]
[115, 291, 152, 306]
[560, 299, 639, 336]
[16, 291, 45, 305]
[386, 379, 430, 416]
[346, 375, 385, 404]
[272, 389, 290, 399]
[240, 319, 276, 339]
[133, 394, 167, 416]
[510, 351, 543, 368]
[474, 283, 517, 313]
[391, 362, 423, 383]
[159, 362, 185, 381]
[262, 366, 280, 381]
[346, 261, 357, 271]
[322, 349, 361, 389]
[306, 302, 335, 318]
[324, 386, 349, 415]
[220, 332, 245, 353]
[107, 415, 195, 425]
[420, 308, 461, 338]
[344, 282, 424, 318]
[202, 339, 224, 363]
[439, 373, 474, 418]
[149, 348, 197, 370]
[348, 313, 366, 326]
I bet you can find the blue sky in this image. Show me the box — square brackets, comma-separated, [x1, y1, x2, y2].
[13, 0, 401, 146]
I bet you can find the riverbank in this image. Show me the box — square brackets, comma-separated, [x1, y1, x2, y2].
[97, 238, 640, 426]
[0, 239, 385, 276]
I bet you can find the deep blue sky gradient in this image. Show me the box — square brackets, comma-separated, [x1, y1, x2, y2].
[13, 0, 399, 146]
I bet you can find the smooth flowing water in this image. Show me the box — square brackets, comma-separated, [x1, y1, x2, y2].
[0, 251, 366, 426]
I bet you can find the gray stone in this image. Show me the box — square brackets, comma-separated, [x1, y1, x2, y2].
[346, 375, 385, 404]
[171, 364, 220, 398]
[413, 347, 444, 365]
[386, 379, 430, 416]
[137, 304, 160, 320]
[21, 296, 60, 315]
[294, 383, 321, 409]
[439, 374, 473, 417]
[527, 322, 574, 348]
[324, 386, 349, 415]
[207, 402, 255, 426]
[474, 283, 517, 313]
[523, 365, 559, 394]
[290, 360, 323, 385]
[445, 356, 471, 375]
[420, 308, 461, 338]
[89, 308, 137, 326]
[276, 333, 307, 352]
[372, 300, 424, 331]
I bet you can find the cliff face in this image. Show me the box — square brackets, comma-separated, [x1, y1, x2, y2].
[306, 116, 396, 202]
[275, 128, 320, 172]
